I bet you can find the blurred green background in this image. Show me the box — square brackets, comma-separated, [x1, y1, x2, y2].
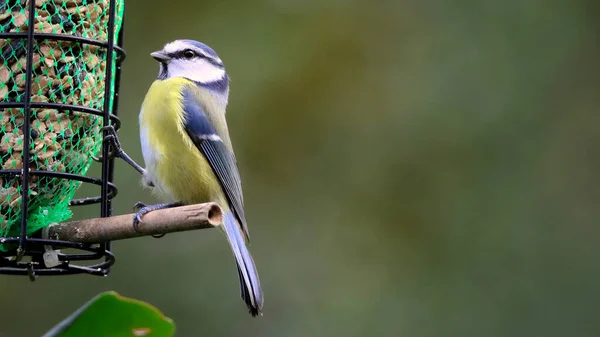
[2, 0, 599, 336]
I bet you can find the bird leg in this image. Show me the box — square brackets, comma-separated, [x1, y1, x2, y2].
[94, 125, 147, 176]
[133, 201, 185, 238]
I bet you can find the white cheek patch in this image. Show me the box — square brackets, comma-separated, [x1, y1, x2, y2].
[168, 59, 226, 84]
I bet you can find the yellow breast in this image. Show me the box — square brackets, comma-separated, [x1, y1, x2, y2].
[139, 78, 223, 205]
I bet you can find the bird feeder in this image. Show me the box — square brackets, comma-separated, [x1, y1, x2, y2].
[0, 0, 126, 278]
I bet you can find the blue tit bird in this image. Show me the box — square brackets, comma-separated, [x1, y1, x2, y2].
[134, 39, 263, 316]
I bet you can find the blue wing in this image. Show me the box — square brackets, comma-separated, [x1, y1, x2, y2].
[181, 86, 250, 241]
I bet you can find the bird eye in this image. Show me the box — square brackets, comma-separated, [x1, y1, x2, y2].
[183, 49, 196, 59]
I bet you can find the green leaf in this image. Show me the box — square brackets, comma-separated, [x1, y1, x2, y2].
[42, 291, 175, 337]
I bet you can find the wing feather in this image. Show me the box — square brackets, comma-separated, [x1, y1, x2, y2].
[181, 85, 250, 241]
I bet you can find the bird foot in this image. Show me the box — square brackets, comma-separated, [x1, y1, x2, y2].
[93, 125, 147, 176]
[93, 125, 122, 162]
[132, 202, 184, 238]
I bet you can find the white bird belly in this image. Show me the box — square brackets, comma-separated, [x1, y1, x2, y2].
[139, 122, 177, 202]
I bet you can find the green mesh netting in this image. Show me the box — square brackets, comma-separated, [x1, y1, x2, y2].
[0, 0, 124, 250]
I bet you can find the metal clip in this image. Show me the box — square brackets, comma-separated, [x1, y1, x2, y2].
[42, 225, 61, 268]
[27, 264, 37, 282]
[42, 248, 60, 268]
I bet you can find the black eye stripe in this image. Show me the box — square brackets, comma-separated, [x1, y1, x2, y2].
[167, 50, 225, 68]
[171, 49, 204, 59]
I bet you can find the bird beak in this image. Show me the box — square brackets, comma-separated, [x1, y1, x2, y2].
[150, 50, 170, 63]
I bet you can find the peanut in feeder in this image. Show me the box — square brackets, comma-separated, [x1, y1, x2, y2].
[0, 0, 124, 251]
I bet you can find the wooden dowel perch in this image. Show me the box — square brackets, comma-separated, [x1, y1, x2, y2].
[43, 202, 223, 243]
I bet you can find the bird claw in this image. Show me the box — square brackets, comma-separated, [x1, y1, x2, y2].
[133, 201, 147, 212]
[132, 212, 144, 233]
[92, 125, 122, 162]
[132, 202, 171, 239]
[93, 126, 148, 176]
[133, 205, 150, 233]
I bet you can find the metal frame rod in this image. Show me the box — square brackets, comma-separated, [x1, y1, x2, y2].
[16, 0, 38, 256]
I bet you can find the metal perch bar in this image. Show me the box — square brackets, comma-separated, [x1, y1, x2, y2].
[43, 203, 223, 243]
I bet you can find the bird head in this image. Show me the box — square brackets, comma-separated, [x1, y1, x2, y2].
[151, 39, 229, 92]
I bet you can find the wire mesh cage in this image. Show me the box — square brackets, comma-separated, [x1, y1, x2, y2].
[0, 0, 126, 278]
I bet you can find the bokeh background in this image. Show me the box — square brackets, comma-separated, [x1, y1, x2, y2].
[1, 0, 599, 336]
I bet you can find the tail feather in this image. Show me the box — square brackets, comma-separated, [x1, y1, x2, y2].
[222, 211, 264, 316]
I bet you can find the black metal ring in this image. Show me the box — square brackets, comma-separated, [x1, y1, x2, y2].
[0, 237, 115, 276]
[0, 32, 127, 63]
[0, 102, 122, 131]
[0, 169, 119, 206]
